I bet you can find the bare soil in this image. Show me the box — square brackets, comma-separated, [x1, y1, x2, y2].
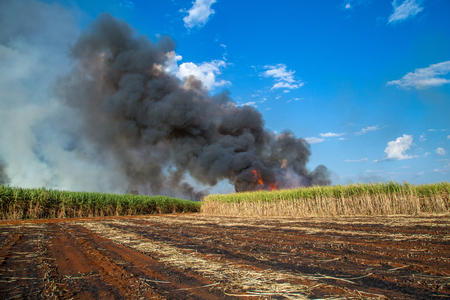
[0, 213, 449, 299]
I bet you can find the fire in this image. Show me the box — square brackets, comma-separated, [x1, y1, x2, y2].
[250, 169, 278, 191]
[268, 183, 278, 191]
[250, 170, 264, 186]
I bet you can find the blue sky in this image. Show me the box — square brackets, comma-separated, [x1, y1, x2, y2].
[1, 0, 449, 193]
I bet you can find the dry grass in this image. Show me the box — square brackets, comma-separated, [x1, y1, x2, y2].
[202, 182, 450, 217]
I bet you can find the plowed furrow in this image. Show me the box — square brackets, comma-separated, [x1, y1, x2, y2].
[1, 214, 449, 299]
[105, 219, 448, 299]
[109, 218, 449, 275]
[79, 221, 402, 299]
[0, 225, 46, 299]
[61, 223, 235, 300]
[45, 223, 164, 299]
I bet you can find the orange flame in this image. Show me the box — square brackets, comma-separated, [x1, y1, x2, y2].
[268, 183, 278, 191]
[251, 169, 278, 191]
[250, 170, 263, 186]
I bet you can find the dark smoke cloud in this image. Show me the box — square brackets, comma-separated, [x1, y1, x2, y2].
[55, 13, 331, 200]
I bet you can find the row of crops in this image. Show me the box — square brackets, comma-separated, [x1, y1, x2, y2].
[1, 182, 449, 220]
[0, 185, 201, 220]
[201, 181, 450, 216]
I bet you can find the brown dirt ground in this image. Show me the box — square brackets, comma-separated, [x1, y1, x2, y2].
[0, 213, 449, 299]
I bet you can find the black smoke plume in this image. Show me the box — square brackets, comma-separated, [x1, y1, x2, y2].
[56, 13, 330, 200]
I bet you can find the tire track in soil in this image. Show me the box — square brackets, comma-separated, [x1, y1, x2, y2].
[107, 216, 450, 299]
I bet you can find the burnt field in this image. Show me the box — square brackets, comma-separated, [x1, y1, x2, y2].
[0, 214, 449, 299]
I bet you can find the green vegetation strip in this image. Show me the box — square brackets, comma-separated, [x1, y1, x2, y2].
[202, 182, 450, 216]
[0, 185, 201, 220]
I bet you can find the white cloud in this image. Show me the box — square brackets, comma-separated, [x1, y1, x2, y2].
[320, 132, 345, 138]
[436, 147, 446, 156]
[387, 61, 450, 89]
[344, 158, 368, 162]
[239, 101, 257, 108]
[120, 0, 135, 9]
[388, 0, 424, 24]
[183, 0, 216, 29]
[448, 135, 450, 140]
[424, 152, 431, 157]
[415, 171, 424, 176]
[375, 134, 419, 162]
[304, 137, 325, 144]
[420, 134, 426, 141]
[342, 0, 371, 11]
[262, 64, 304, 90]
[355, 125, 379, 136]
[428, 129, 437, 131]
[164, 51, 230, 90]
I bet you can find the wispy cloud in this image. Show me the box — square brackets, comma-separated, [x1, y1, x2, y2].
[428, 129, 437, 131]
[344, 158, 368, 162]
[164, 51, 230, 90]
[388, 0, 424, 24]
[375, 134, 419, 162]
[436, 147, 446, 156]
[320, 132, 345, 138]
[447, 135, 450, 140]
[262, 64, 304, 90]
[120, 0, 135, 9]
[355, 125, 379, 136]
[182, 0, 217, 29]
[438, 159, 450, 170]
[238, 101, 257, 108]
[342, 0, 371, 11]
[304, 137, 325, 144]
[387, 61, 450, 89]
[424, 152, 431, 157]
[420, 134, 426, 141]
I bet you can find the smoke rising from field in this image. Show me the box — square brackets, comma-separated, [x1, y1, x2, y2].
[0, 1, 330, 199]
[53, 13, 330, 198]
